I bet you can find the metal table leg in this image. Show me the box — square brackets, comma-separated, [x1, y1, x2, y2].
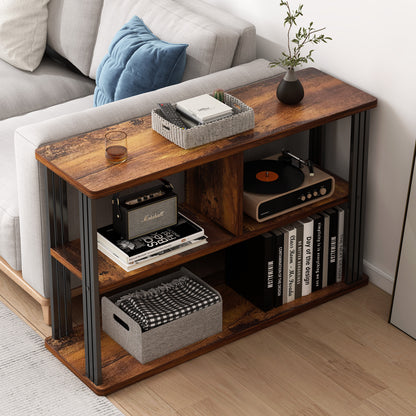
[345, 111, 370, 283]
[79, 192, 102, 385]
[45, 167, 72, 339]
[309, 125, 326, 166]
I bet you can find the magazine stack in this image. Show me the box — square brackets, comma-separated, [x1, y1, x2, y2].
[97, 212, 207, 271]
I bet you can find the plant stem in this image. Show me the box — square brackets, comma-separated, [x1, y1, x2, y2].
[293, 27, 325, 61]
[286, 2, 293, 68]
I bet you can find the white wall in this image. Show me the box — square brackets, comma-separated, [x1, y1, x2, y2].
[204, 0, 416, 293]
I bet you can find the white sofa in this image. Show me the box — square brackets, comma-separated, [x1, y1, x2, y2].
[0, 0, 282, 323]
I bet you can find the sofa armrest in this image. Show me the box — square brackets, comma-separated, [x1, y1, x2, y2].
[14, 58, 283, 298]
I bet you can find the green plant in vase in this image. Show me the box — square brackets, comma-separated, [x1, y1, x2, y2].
[270, 1, 332, 104]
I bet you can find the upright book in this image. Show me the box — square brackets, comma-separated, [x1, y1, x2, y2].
[335, 206, 345, 282]
[310, 213, 324, 292]
[271, 229, 284, 307]
[298, 217, 314, 296]
[294, 222, 304, 299]
[320, 211, 330, 288]
[325, 208, 338, 285]
[225, 232, 276, 311]
[281, 225, 296, 303]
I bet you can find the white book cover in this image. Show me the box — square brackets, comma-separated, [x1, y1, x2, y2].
[321, 212, 330, 288]
[298, 217, 314, 296]
[98, 236, 208, 272]
[335, 206, 345, 282]
[282, 225, 296, 303]
[97, 212, 204, 264]
[175, 94, 233, 123]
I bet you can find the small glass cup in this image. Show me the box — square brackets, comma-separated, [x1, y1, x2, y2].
[105, 131, 127, 164]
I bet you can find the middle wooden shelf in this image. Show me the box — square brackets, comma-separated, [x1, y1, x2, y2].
[50, 175, 348, 295]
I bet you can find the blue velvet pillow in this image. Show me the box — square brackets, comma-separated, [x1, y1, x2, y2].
[94, 16, 188, 106]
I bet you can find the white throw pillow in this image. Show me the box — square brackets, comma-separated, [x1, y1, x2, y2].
[0, 0, 50, 71]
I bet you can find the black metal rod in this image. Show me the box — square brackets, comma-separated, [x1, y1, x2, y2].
[45, 168, 72, 338]
[346, 111, 369, 283]
[79, 192, 102, 385]
[309, 126, 326, 167]
[346, 117, 358, 283]
[357, 112, 370, 280]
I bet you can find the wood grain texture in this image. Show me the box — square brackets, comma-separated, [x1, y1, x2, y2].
[44, 276, 368, 395]
[34, 68, 378, 401]
[35, 68, 376, 199]
[7, 268, 416, 416]
[50, 174, 347, 295]
[185, 153, 244, 235]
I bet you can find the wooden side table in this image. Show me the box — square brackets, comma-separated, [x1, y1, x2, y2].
[36, 68, 377, 394]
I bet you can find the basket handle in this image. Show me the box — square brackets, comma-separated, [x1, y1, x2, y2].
[113, 313, 130, 331]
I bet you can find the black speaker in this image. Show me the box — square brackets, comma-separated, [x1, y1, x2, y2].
[112, 180, 177, 239]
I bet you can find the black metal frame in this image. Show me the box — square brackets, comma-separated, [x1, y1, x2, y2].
[79, 193, 102, 385]
[45, 110, 370, 386]
[46, 168, 71, 339]
[45, 167, 102, 384]
[309, 111, 370, 284]
[345, 111, 370, 283]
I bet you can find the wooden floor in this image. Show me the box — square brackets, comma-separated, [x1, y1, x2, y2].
[2, 269, 416, 416]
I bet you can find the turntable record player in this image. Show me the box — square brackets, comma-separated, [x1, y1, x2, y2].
[243, 152, 335, 222]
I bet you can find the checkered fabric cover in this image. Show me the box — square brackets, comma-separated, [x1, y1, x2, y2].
[115, 275, 221, 331]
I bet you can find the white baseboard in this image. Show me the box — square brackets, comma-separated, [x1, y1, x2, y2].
[363, 259, 395, 294]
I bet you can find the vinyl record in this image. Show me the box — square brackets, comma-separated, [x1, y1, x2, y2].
[244, 159, 305, 194]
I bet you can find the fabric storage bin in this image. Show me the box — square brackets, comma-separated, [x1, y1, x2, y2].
[102, 267, 223, 363]
[151, 93, 254, 149]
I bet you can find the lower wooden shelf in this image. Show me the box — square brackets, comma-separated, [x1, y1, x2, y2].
[45, 275, 368, 395]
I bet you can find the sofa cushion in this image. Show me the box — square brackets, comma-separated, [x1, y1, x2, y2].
[14, 59, 281, 297]
[0, 0, 50, 71]
[47, 0, 103, 76]
[94, 16, 187, 106]
[0, 96, 92, 285]
[0, 123, 20, 270]
[175, 0, 256, 67]
[89, 0, 239, 81]
[0, 57, 95, 121]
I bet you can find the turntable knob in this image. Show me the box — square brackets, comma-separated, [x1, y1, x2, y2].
[320, 187, 327, 196]
[307, 193, 312, 199]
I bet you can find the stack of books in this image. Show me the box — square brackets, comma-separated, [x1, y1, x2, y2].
[226, 206, 344, 311]
[98, 213, 207, 271]
[175, 94, 233, 124]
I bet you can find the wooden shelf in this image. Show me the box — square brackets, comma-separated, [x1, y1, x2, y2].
[51, 175, 348, 295]
[35, 68, 376, 200]
[45, 275, 368, 395]
[38, 68, 376, 395]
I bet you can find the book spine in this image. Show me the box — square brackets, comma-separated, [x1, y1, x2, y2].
[312, 215, 324, 292]
[98, 212, 204, 264]
[321, 212, 330, 288]
[287, 227, 296, 303]
[272, 230, 284, 307]
[326, 209, 338, 285]
[282, 229, 289, 305]
[225, 233, 275, 311]
[294, 223, 303, 299]
[262, 233, 276, 311]
[128, 230, 204, 264]
[335, 206, 345, 282]
[97, 233, 130, 264]
[302, 219, 314, 296]
[99, 237, 207, 272]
